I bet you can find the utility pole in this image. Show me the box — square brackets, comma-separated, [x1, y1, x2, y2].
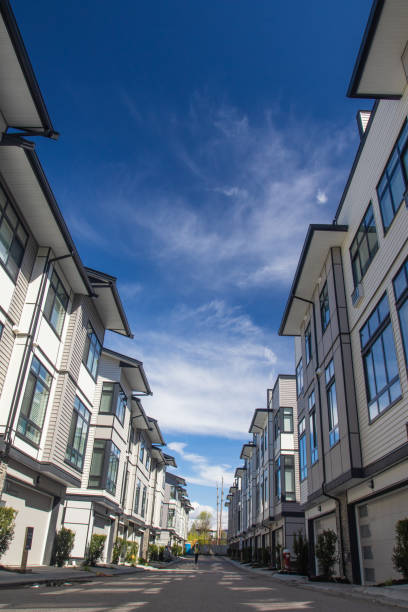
[216, 482, 219, 546]
[219, 476, 224, 544]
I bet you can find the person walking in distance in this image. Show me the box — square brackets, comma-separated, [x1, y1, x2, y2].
[193, 542, 200, 566]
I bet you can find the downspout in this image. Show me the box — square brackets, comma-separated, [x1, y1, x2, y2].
[293, 294, 346, 577]
[0, 251, 76, 498]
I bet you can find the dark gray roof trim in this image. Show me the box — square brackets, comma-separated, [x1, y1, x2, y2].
[148, 416, 165, 446]
[25, 150, 93, 295]
[162, 453, 177, 468]
[86, 267, 133, 338]
[346, 0, 397, 99]
[278, 224, 348, 336]
[102, 347, 152, 395]
[0, 0, 57, 136]
[248, 408, 268, 433]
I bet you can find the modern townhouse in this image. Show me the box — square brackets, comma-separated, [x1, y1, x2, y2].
[227, 376, 303, 565]
[159, 472, 192, 549]
[280, 0, 408, 585]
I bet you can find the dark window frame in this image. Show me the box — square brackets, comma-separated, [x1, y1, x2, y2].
[134, 479, 141, 514]
[305, 323, 312, 365]
[320, 281, 330, 333]
[83, 322, 102, 380]
[17, 356, 52, 448]
[308, 391, 318, 465]
[360, 293, 401, 422]
[282, 454, 295, 502]
[0, 183, 28, 282]
[325, 360, 339, 448]
[88, 439, 120, 495]
[393, 256, 408, 370]
[299, 417, 307, 481]
[282, 407, 294, 433]
[275, 456, 281, 500]
[0, 321, 3, 341]
[349, 202, 379, 288]
[99, 382, 127, 425]
[65, 396, 91, 472]
[43, 269, 69, 338]
[296, 359, 303, 397]
[376, 120, 408, 235]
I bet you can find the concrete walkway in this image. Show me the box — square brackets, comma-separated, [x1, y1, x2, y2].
[225, 557, 408, 609]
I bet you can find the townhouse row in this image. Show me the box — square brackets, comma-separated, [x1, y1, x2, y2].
[0, 0, 191, 566]
[228, 0, 408, 585]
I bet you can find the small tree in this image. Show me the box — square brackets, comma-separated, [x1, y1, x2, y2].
[315, 529, 338, 579]
[0, 507, 17, 559]
[148, 543, 159, 561]
[393, 518, 408, 580]
[54, 527, 75, 567]
[293, 531, 309, 575]
[125, 541, 138, 566]
[84, 534, 106, 566]
[112, 537, 126, 564]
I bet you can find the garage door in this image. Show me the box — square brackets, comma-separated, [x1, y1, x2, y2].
[357, 487, 408, 584]
[2, 480, 52, 566]
[314, 513, 339, 576]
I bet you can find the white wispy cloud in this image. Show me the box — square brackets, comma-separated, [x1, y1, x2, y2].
[316, 189, 328, 204]
[167, 442, 235, 488]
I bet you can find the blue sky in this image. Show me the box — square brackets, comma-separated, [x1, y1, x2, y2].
[14, 0, 372, 525]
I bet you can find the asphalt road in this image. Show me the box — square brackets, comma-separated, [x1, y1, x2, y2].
[0, 556, 399, 611]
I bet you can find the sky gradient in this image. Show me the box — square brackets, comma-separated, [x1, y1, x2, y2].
[14, 0, 373, 525]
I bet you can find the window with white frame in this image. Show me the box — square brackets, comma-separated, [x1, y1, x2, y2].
[325, 360, 339, 447]
[43, 269, 69, 336]
[360, 293, 401, 421]
[65, 396, 90, 470]
[17, 356, 52, 446]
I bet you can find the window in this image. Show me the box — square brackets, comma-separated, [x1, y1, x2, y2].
[308, 391, 318, 464]
[350, 203, 379, 286]
[139, 436, 145, 462]
[17, 356, 52, 446]
[99, 382, 127, 424]
[264, 428, 268, 451]
[168, 508, 175, 528]
[43, 270, 69, 336]
[320, 282, 330, 332]
[65, 397, 91, 470]
[325, 360, 339, 447]
[264, 475, 268, 504]
[134, 479, 141, 513]
[274, 413, 280, 440]
[140, 484, 147, 517]
[260, 432, 264, 457]
[296, 359, 303, 396]
[299, 418, 307, 481]
[275, 456, 281, 500]
[360, 294, 401, 420]
[146, 451, 151, 471]
[89, 439, 120, 495]
[377, 121, 408, 233]
[0, 185, 28, 281]
[83, 323, 102, 378]
[394, 257, 408, 368]
[305, 323, 312, 364]
[0, 321, 4, 340]
[282, 407, 293, 433]
[283, 455, 295, 501]
[170, 485, 177, 500]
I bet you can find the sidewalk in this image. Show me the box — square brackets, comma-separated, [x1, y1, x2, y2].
[224, 557, 408, 609]
[0, 559, 181, 589]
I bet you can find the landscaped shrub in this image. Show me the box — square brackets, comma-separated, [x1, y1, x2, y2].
[112, 537, 126, 564]
[125, 541, 138, 566]
[148, 543, 159, 561]
[315, 529, 338, 579]
[0, 507, 17, 559]
[261, 547, 270, 566]
[158, 545, 165, 561]
[84, 534, 106, 566]
[171, 543, 182, 557]
[54, 527, 75, 567]
[393, 518, 408, 580]
[293, 531, 309, 575]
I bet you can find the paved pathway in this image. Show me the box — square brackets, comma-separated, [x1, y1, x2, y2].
[0, 556, 402, 611]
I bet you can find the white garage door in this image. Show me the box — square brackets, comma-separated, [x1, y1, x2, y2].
[314, 513, 339, 576]
[2, 480, 52, 566]
[357, 487, 408, 584]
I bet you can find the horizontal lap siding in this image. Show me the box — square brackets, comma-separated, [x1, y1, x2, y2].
[338, 92, 408, 467]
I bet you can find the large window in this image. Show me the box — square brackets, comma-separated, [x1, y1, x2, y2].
[65, 397, 90, 470]
[0, 185, 28, 281]
[140, 484, 147, 517]
[99, 382, 127, 424]
[134, 479, 141, 513]
[89, 439, 120, 495]
[283, 455, 295, 501]
[394, 257, 408, 368]
[44, 270, 69, 336]
[83, 323, 102, 378]
[305, 323, 312, 364]
[320, 282, 330, 332]
[360, 294, 401, 420]
[296, 359, 303, 396]
[167, 508, 175, 528]
[282, 407, 293, 433]
[350, 203, 379, 286]
[17, 356, 52, 446]
[139, 436, 145, 462]
[325, 360, 339, 447]
[377, 121, 408, 233]
[275, 456, 281, 500]
[274, 413, 280, 440]
[299, 418, 307, 481]
[308, 391, 318, 465]
[170, 485, 177, 499]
